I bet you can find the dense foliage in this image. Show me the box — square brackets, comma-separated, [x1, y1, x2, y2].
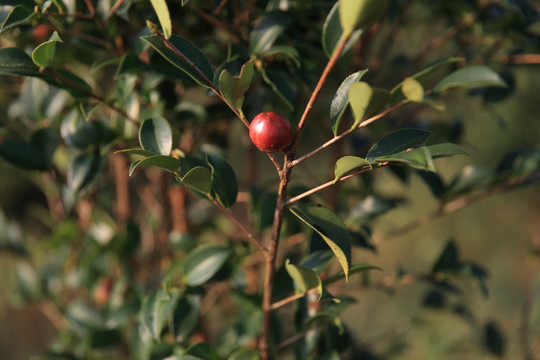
[0, 0, 539, 359]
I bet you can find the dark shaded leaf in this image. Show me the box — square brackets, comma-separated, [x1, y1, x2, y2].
[207, 154, 238, 208]
[140, 286, 181, 340]
[0, 140, 48, 170]
[129, 155, 180, 176]
[432, 239, 459, 273]
[365, 128, 432, 162]
[249, 12, 290, 55]
[0, 5, 38, 35]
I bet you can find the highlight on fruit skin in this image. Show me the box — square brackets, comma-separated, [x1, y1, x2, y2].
[249, 112, 293, 153]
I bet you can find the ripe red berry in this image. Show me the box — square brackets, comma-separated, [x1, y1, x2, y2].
[249, 112, 293, 153]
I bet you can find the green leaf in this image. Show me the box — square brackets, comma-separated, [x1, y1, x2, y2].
[390, 57, 463, 104]
[184, 343, 220, 360]
[290, 203, 351, 281]
[249, 12, 290, 55]
[0, 5, 38, 35]
[183, 245, 232, 286]
[324, 263, 382, 284]
[347, 195, 400, 225]
[32, 31, 62, 68]
[173, 295, 201, 342]
[129, 155, 180, 176]
[140, 286, 181, 340]
[218, 60, 254, 110]
[0, 140, 48, 170]
[427, 143, 468, 158]
[446, 165, 493, 197]
[115, 148, 157, 157]
[433, 65, 508, 95]
[67, 152, 103, 193]
[149, 0, 172, 39]
[0, 47, 47, 78]
[322, 2, 362, 59]
[138, 117, 172, 155]
[365, 128, 432, 162]
[300, 250, 334, 274]
[401, 77, 424, 103]
[334, 156, 371, 182]
[228, 348, 260, 360]
[330, 70, 369, 136]
[348, 81, 373, 127]
[339, 0, 388, 35]
[178, 166, 213, 195]
[142, 34, 214, 87]
[207, 154, 238, 208]
[374, 146, 436, 172]
[363, 87, 390, 119]
[262, 45, 300, 67]
[260, 67, 297, 111]
[285, 259, 335, 302]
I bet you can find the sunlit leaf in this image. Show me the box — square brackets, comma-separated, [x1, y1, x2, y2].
[129, 155, 180, 176]
[339, 0, 388, 35]
[334, 156, 371, 182]
[433, 65, 508, 95]
[149, 0, 172, 39]
[218, 60, 254, 110]
[290, 203, 351, 281]
[401, 77, 424, 103]
[330, 70, 368, 136]
[183, 245, 232, 286]
[285, 260, 335, 301]
[138, 117, 172, 155]
[32, 31, 62, 68]
[348, 81, 373, 127]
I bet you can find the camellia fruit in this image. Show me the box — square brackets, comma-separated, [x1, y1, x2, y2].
[249, 112, 293, 152]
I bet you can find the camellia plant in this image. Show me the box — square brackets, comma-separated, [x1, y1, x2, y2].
[0, 0, 539, 359]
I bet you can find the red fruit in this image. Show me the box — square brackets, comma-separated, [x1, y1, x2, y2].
[249, 112, 293, 152]
[32, 24, 54, 43]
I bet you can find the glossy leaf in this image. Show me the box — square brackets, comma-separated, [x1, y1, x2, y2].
[290, 203, 351, 281]
[300, 250, 334, 274]
[178, 166, 213, 195]
[401, 77, 424, 103]
[32, 31, 62, 68]
[330, 70, 369, 136]
[334, 156, 371, 182]
[260, 67, 297, 111]
[365, 128, 432, 162]
[129, 155, 180, 176]
[374, 146, 436, 172]
[446, 165, 493, 197]
[433, 65, 508, 95]
[140, 286, 181, 340]
[183, 245, 232, 286]
[347, 195, 400, 225]
[348, 81, 373, 127]
[339, 0, 388, 35]
[0, 47, 48, 78]
[0, 140, 48, 171]
[138, 117, 172, 155]
[322, 2, 362, 58]
[142, 34, 214, 87]
[115, 148, 157, 157]
[262, 45, 300, 67]
[46, 68, 93, 98]
[228, 348, 260, 360]
[285, 260, 335, 302]
[390, 57, 463, 104]
[149, 0, 172, 39]
[207, 154, 238, 208]
[249, 12, 290, 55]
[0, 5, 38, 35]
[218, 60, 254, 110]
[67, 152, 103, 193]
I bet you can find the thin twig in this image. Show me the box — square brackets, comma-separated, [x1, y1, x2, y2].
[211, 197, 268, 254]
[289, 32, 352, 150]
[285, 167, 374, 206]
[105, 0, 126, 24]
[291, 102, 405, 167]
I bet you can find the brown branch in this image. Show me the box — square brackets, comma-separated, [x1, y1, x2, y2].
[291, 102, 405, 168]
[289, 33, 351, 151]
[285, 167, 374, 206]
[104, 0, 126, 24]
